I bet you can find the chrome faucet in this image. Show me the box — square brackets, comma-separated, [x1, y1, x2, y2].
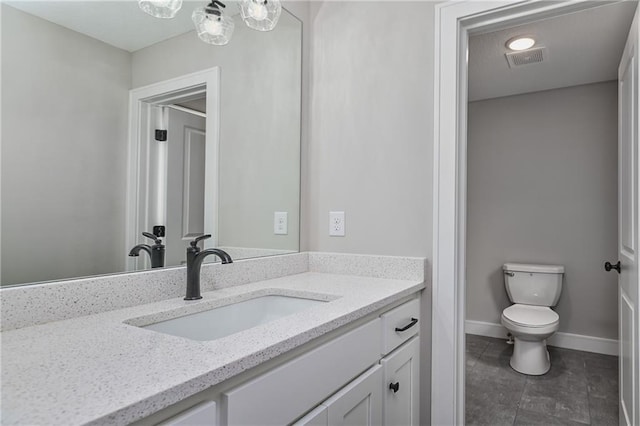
[129, 232, 165, 268]
[185, 234, 232, 300]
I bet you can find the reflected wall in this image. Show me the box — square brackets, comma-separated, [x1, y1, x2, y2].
[1, 2, 302, 286]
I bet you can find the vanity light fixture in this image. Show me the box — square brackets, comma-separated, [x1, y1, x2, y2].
[506, 36, 536, 51]
[138, 0, 183, 19]
[141, 0, 282, 45]
[192, 1, 235, 46]
[239, 0, 282, 32]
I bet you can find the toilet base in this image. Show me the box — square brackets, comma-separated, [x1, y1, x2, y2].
[510, 337, 550, 375]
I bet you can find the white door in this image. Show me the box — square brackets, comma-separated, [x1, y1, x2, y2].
[165, 108, 207, 266]
[616, 7, 640, 426]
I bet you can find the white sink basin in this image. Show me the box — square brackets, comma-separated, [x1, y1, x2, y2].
[142, 295, 326, 341]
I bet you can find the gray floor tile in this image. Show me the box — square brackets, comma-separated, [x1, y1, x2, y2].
[466, 334, 492, 356]
[519, 376, 590, 424]
[465, 334, 619, 426]
[481, 338, 512, 359]
[589, 395, 619, 425]
[514, 408, 589, 425]
[474, 348, 527, 386]
[548, 346, 587, 372]
[466, 352, 480, 369]
[586, 366, 618, 401]
[466, 371, 525, 426]
[584, 352, 618, 371]
[526, 350, 587, 390]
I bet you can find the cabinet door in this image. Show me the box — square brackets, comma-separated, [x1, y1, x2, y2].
[323, 365, 382, 426]
[293, 405, 328, 426]
[381, 336, 420, 426]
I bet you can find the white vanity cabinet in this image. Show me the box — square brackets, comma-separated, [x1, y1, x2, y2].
[293, 297, 420, 426]
[144, 296, 421, 426]
[379, 298, 421, 426]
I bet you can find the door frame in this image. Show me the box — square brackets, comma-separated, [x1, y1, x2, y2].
[126, 68, 220, 270]
[431, 1, 623, 424]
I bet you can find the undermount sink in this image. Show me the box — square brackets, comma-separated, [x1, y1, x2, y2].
[142, 295, 327, 341]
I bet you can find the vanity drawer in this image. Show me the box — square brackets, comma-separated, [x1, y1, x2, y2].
[160, 401, 217, 426]
[380, 299, 420, 355]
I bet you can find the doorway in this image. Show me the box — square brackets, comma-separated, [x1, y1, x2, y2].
[432, 1, 639, 425]
[126, 68, 220, 271]
[464, 4, 626, 424]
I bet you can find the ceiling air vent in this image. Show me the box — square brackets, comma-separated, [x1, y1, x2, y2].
[505, 47, 546, 68]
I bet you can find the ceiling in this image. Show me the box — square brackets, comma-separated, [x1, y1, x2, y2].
[468, 1, 638, 102]
[176, 97, 207, 113]
[4, 0, 242, 52]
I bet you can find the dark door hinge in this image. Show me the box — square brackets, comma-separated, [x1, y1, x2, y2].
[153, 225, 166, 237]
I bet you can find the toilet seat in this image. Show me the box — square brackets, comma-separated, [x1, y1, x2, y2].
[502, 304, 559, 328]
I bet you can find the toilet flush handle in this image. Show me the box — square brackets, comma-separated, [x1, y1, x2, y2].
[504, 271, 515, 277]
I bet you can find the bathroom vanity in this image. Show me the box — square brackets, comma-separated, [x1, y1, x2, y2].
[138, 297, 420, 426]
[0, 253, 426, 425]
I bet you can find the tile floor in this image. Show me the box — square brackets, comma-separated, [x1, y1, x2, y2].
[465, 334, 619, 425]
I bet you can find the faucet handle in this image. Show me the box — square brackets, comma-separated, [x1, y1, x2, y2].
[190, 234, 212, 248]
[142, 231, 162, 244]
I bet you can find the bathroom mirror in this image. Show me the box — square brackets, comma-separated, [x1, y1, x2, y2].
[1, 1, 301, 287]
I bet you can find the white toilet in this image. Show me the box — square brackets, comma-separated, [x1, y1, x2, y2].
[501, 263, 564, 375]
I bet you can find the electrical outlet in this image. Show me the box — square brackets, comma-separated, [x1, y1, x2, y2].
[329, 211, 345, 236]
[274, 212, 288, 235]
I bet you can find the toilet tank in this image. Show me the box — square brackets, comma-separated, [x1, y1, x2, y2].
[503, 263, 564, 307]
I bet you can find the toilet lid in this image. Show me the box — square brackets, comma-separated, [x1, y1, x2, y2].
[503, 304, 559, 327]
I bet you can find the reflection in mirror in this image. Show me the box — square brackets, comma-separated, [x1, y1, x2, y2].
[1, 1, 301, 287]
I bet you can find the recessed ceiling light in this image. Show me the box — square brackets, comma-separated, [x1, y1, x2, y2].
[506, 36, 536, 51]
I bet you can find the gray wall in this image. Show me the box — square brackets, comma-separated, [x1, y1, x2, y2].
[305, 2, 436, 423]
[1, 4, 131, 285]
[466, 82, 619, 340]
[131, 11, 302, 252]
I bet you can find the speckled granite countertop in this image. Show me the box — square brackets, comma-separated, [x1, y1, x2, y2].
[1, 271, 424, 425]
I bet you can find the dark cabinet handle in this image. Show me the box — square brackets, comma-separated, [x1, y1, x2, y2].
[395, 318, 419, 332]
[389, 382, 400, 393]
[604, 261, 621, 274]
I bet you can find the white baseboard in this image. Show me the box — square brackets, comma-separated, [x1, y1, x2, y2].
[465, 320, 619, 356]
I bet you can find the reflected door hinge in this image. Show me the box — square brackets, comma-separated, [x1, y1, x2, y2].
[153, 225, 166, 237]
[155, 129, 167, 141]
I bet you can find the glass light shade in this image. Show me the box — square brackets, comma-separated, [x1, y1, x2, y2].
[240, 0, 281, 31]
[192, 7, 234, 45]
[138, 0, 182, 19]
[507, 37, 536, 51]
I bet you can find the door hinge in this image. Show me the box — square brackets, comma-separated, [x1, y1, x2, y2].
[153, 225, 166, 237]
[155, 129, 167, 141]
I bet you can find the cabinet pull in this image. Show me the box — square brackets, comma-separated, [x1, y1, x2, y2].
[395, 318, 418, 332]
[389, 382, 400, 393]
